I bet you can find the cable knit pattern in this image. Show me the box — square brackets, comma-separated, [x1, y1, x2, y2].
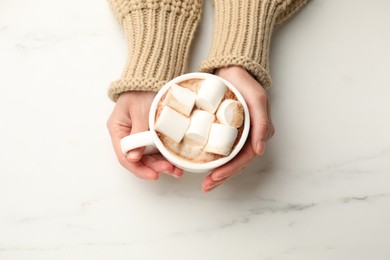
[108, 0, 202, 101]
[200, 0, 307, 89]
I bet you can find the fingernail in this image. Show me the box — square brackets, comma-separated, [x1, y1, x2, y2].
[171, 172, 183, 178]
[206, 184, 216, 190]
[256, 141, 265, 155]
[206, 181, 220, 190]
[205, 182, 222, 192]
[212, 175, 225, 181]
[127, 151, 140, 161]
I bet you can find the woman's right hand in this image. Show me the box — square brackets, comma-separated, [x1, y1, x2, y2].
[107, 91, 183, 180]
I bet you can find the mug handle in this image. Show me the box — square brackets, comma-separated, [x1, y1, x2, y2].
[120, 131, 158, 155]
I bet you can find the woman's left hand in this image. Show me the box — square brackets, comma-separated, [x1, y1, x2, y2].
[202, 66, 275, 192]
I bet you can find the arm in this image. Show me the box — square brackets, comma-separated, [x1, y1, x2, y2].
[108, 0, 203, 100]
[200, 0, 308, 191]
[107, 0, 203, 179]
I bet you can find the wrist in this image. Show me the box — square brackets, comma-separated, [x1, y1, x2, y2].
[215, 66, 253, 79]
[215, 65, 245, 75]
[117, 91, 156, 105]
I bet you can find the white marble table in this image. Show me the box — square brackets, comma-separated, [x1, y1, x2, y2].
[1, 0, 389, 259]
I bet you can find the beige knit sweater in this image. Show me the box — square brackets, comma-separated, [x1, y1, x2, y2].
[108, 0, 307, 101]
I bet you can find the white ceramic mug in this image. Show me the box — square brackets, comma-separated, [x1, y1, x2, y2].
[120, 72, 250, 173]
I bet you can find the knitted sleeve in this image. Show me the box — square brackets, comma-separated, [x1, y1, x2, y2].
[108, 0, 203, 102]
[199, 0, 307, 89]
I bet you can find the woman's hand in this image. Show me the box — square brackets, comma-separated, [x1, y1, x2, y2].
[107, 91, 183, 180]
[202, 66, 275, 192]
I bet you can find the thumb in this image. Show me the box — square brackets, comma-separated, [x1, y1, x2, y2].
[248, 91, 271, 156]
[126, 111, 149, 162]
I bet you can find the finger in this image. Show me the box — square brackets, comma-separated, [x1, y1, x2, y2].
[171, 167, 184, 178]
[150, 154, 184, 178]
[123, 160, 159, 180]
[202, 175, 220, 192]
[247, 89, 271, 155]
[107, 113, 132, 164]
[203, 180, 224, 192]
[267, 122, 275, 140]
[209, 141, 255, 182]
[111, 135, 158, 180]
[126, 107, 150, 162]
[202, 174, 234, 192]
[141, 155, 173, 174]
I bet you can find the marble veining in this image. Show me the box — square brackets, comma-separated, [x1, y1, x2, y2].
[1, 0, 390, 259]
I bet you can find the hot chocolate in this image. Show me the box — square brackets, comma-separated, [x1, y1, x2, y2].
[154, 77, 245, 163]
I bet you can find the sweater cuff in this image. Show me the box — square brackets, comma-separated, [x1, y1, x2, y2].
[200, 55, 272, 89]
[108, 1, 202, 102]
[200, 0, 295, 89]
[275, 0, 308, 27]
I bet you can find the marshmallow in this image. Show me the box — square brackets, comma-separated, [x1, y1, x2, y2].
[154, 106, 190, 143]
[196, 77, 227, 113]
[216, 99, 244, 128]
[163, 84, 197, 116]
[160, 135, 180, 155]
[204, 123, 238, 156]
[184, 110, 215, 146]
[162, 135, 215, 163]
[180, 142, 204, 160]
